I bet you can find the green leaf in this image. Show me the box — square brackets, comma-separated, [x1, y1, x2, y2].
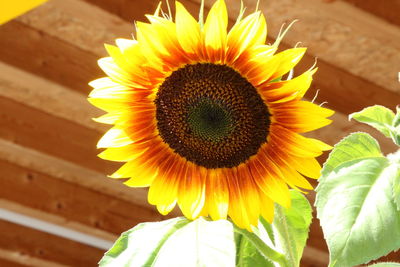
[392, 133, 400, 146]
[235, 234, 274, 267]
[100, 217, 236, 267]
[316, 133, 400, 267]
[391, 106, 400, 145]
[349, 105, 395, 137]
[321, 132, 383, 177]
[388, 151, 400, 211]
[259, 217, 275, 246]
[272, 190, 312, 267]
[368, 263, 400, 267]
[393, 106, 400, 128]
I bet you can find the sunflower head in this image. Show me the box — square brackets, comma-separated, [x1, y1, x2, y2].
[88, 0, 334, 231]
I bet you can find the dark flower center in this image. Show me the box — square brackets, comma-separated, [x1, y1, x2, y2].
[155, 63, 270, 169]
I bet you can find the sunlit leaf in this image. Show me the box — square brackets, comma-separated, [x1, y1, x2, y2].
[235, 234, 274, 267]
[99, 217, 236, 267]
[391, 106, 400, 145]
[349, 105, 395, 138]
[388, 151, 400, 211]
[272, 190, 312, 266]
[321, 132, 383, 177]
[259, 217, 275, 246]
[316, 133, 400, 267]
[393, 106, 400, 128]
[368, 263, 400, 267]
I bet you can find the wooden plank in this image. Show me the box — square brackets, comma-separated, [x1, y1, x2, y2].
[82, 0, 160, 24]
[0, 21, 102, 94]
[0, 200, 116, 243]
[0, 95, 116, 174]
[82, 0, 200, 24]
[0, 220, 104, 267]
[0, 256, 30, 267]
[295, 51, 400, 115]
[0, 159, 166, 236]
[343, 0, 400, 27]
[0, 248, 67, 267]
[0, 62, 104, 132]
[301, 246, 329, 267]
[0, 138, 144, 210]
[18, 0, 133, 57]
[310, 111, 396, 155]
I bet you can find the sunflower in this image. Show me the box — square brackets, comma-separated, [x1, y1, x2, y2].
[88, 0, 334, 230]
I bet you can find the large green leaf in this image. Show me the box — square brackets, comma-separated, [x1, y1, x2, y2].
[99, 217, 236, 267]
[271, 190, 312, 267]
[99, 217, 189, 266]
[349, 105, 395, 137]
[321, 132, 383, 177]
[388, 151, 400, 211]
[391, 106, 400, 145]
[393, 106, 400, 128]
[368, 263, 400, 267]
[316, 133, 400, 267]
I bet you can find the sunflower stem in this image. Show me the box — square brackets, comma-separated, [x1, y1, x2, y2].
[234, 226, 290, 267]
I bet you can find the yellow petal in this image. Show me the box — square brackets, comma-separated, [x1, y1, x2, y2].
[206, 169, 229, 220]
[98, 57, 147, 88]
[135, 22, 167, 69]
[269, 125, 324, 158]
[258, 192, 275, 223]
[157, 201, 177, 216]
[88, 98, 129, 113]
[268, 47, 307, 82]
[249, 156, 291, 208]
[267, 149, 313, 190]
[308, 138, 333, 151]
[261, 68, 317, 103]
[148, 154, 182, 212]
[288, 156, 322, 179]
[97, 128, 133, 148]
[177, 163, 206, 220]
[272, 101, 335, 132]
[226, 167, 260, 231]
[115, 38, 138, 52]
[114, 38, 160, 77]
[136, 21, 169, 56]
[110, 159, 157, 185]
[227, 12, 266, 62]
[99, 146, 144, 162]
[93, 112, 120, 125]
[175, 2, 201, 54]
[203, 0, 228, 61]
[89, 83, 134, 100]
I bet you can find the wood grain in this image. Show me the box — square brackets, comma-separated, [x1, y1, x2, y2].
[0, 159, 165, 236]
[0, 95, 115, 174]
[343, 0, 400, 27]
[0, 220, 104, 267]
[0, 21, 101, 95]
